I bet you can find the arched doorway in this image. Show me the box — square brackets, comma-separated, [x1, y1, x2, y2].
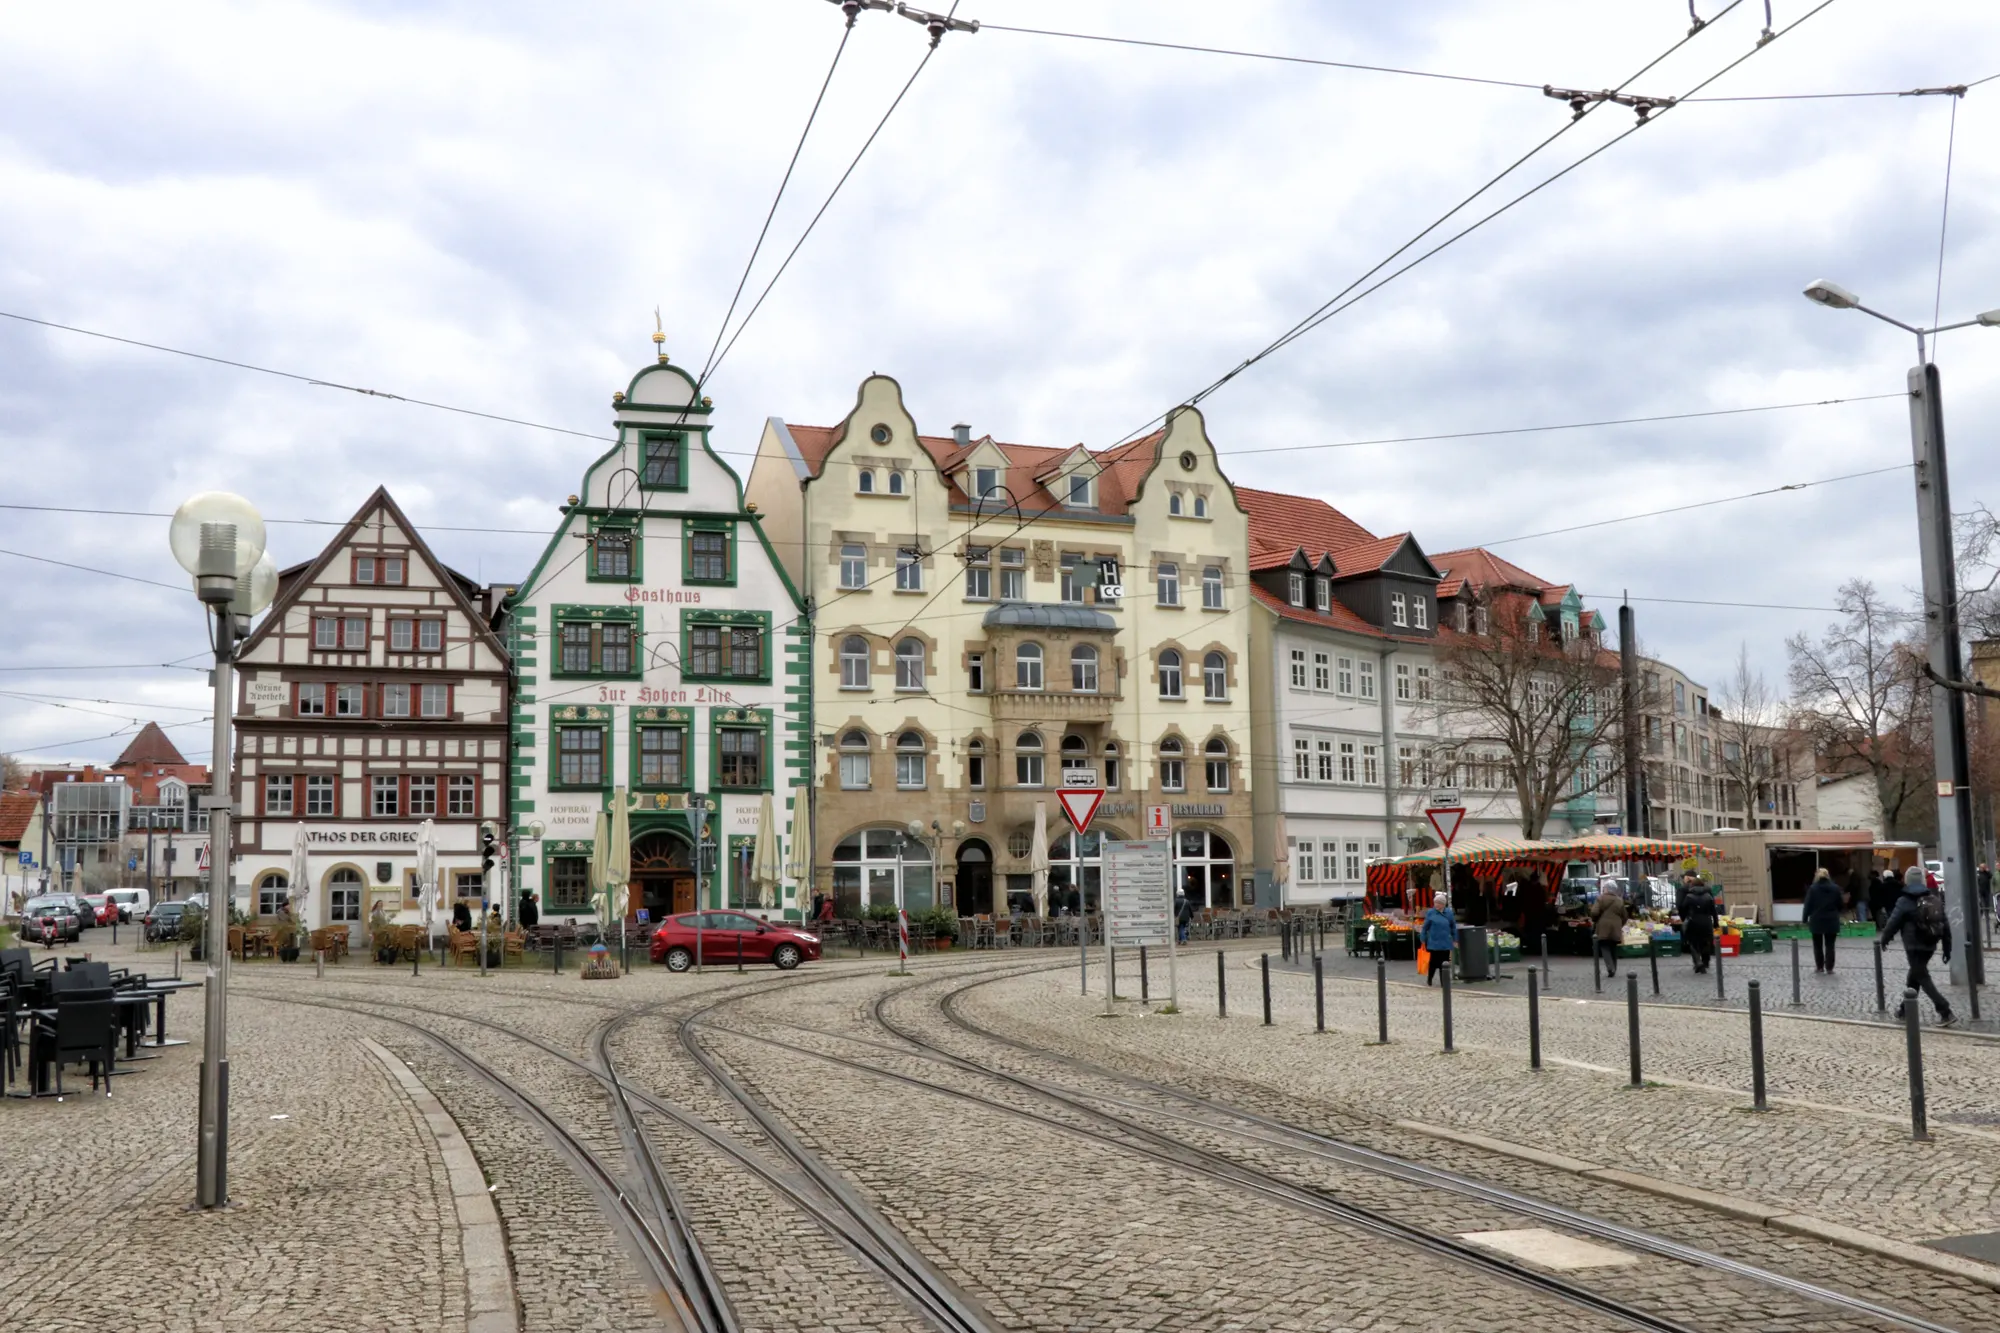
[632, 830, 694, 920]
[956, 839, 993, 915]
[1178, 829, 1236, 909]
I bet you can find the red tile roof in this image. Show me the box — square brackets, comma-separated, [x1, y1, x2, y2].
[114, 722, 188, 769]
[0, 792, 38, 844]
[781, 423, 1166, 517]
[1237, 487, 1381, 569]
[1429, 547, 1559, 599]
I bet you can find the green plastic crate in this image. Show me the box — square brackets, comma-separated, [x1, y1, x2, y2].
[1741, 929, 1773, 954]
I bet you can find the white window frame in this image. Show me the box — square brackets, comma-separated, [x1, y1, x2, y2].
[1358, 659, 1376, 700]
[1395, 663, 1412, 701]
[1202, 566, 1224, 610]
[895, 548, 922, 591]
[840, 544, 867, 590]
[1339, 741, 1357, 783]
[1315, 577, 1330, 612]
[1289, 649, 1307, 689]
[839, 637, 870, 690]
[1391, 591, 1408, 627]
[1293, 738, 1311, 781]
[1335, 656, 1355, 696]
[1288, 571, 1305, 606]
[1312, 652, 1331, 692]
[999, 548, 1025, 600]
[1015, 644, 1044, 691]
[1413, 596, 1428, 630]
[1156, 561, 1180, 607]
[895, 639, 925, 691]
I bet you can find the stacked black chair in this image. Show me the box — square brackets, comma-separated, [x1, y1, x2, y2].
[32, 997, 116, 1097]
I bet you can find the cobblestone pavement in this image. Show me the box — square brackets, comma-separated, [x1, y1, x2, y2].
[0, 950, 466, 1333]
[25, 935, 2000, 1331]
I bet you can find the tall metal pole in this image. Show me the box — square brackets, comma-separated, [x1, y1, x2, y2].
[198, 606, 236, 1209]
[1909, 363, 1982, 999]
[692, 798, 707, 974]
[1620, 601, 1644, 839]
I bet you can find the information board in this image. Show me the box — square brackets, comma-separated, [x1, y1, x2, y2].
[1102, 839, 1172, 947]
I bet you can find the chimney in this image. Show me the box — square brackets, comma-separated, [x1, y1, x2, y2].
[952, 423, 971, 447]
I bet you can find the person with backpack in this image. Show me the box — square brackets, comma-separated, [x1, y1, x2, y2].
[1879, 865, 1956, 1025]
[1803, 867, 1844, 973]
[1680, 875, 1718, 974]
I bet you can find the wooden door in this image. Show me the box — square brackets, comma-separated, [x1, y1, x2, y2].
[671, 874, 695, 915]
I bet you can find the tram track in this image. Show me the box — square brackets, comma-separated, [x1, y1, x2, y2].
[688, 967, 1964, 1333]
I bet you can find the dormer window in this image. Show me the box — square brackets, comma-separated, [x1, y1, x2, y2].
[1391, 592, 1408, 627]
[974, 466, 999, 500]
[1413, 597, 1429, 630]
[1314, 577, 1330, 613]
[1288, 572, 1305, 607]
[1066, 473, 1092, 507]
[1474, 604, 1488, 635]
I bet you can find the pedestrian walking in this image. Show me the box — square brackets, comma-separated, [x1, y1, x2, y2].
[816, 894, 835, 930]
[1803, 867, 1844, 973]
[1871, 867, 1898, 927]
[1590, 882, 1628, 978]
[1421, 891, 1456, 986]
[1880, 865, 1956, 1026]
[1980, 863, 1994, 929]
[809, 891, 825, 926]
[1174, 889, 1193, 944]
[518, 891, 540, 930]
[1681, 874, 1718, 974]
[1846, 865, 1869, 924]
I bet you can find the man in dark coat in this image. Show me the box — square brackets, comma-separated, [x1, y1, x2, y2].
[1802, 869, 1844, 973]
[452, 897, 473, 932]
[518, 891, 540, 930]
[1880, 866, 1955, 1025]
[1845, 866, 1869, 923]
[1871, 868, 1899, 926]
[1680, 875, 1719, 974]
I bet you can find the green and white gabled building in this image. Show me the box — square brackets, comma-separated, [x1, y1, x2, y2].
[505, 347, 811, 923]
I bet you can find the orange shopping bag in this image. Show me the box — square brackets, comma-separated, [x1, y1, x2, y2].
[1416, 945, 1431, 976]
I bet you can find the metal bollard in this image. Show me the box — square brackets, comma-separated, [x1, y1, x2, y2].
[1626, 972, 1642, 1088]
[1715, 937, 1725, 999]
[1540, 931, 1550, 984]
[315, 949, 324, 980]
[1790, 937, 1802, 1006]
[1649, 938, 1660, 997]
[413, 940, 421, 978]
[1748, 980, 1768, 1111]
[174, 946, 181, 981]
[1904, 988, 1930, 1141]
[1109, 946, 1118, 1001]
[1281, 921, 1291, 962]
[554, 935, 562, 975]
[1528, 968, 1542, 1070]
[1217, 950, 1227, 1019]
[1441, 953, 1455, 1052]
[1140, 946, 1149, 1003]
[1314, 954, 1325, 1032]
[1873, 939, 1887, 1013]
[1375, 955, 1390, 1044]
[1260, 953, 1272, 1026]
[1593, 944, 1602, 994]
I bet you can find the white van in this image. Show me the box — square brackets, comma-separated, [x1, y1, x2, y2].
[105, 888, 151, 922]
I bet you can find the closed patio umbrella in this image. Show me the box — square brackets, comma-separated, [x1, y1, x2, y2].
[608, 788, 632, 963]
[590, 808, 610, 931]
[782, 783, 811, 914]
[1030, 801, 1049, 918]
[289, 823, 312, 929]
[751, 791, 781, 912]
[416, 818, 437, 945]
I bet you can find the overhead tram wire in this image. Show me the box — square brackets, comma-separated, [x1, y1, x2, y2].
[1085, 0, 1753, 460]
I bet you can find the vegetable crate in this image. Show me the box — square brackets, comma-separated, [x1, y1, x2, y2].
[1653, 938, 1683, 957]
[1495, 946, 1523, 963]
[1741, 930, 1773, 954]
[1718, 934, 1742, 956]
[1616, 943, 1650, 958]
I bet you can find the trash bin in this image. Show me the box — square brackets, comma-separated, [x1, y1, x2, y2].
[1456, 925, 1492, 981]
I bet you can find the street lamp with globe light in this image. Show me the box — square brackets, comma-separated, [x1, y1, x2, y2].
[167, 491, 274, 1210]
[1803, 281, 2000, 1004]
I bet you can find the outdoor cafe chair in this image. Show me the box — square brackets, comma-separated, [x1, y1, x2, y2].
[32, 996, 116, 1098]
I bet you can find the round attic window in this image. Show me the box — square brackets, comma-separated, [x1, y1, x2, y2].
[870, 423, 893, 444]
[1178, 450, 1197, 471]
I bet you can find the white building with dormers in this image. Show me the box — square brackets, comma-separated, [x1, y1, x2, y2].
[506, 344, 809, 924]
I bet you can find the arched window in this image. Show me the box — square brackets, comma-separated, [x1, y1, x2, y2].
[840, 636, 870, 689]
[1177, 829, 1236, 909]
[1157, 561, 1180, 606]
[1204, 737, 1231, 792]
[1203, 651, 1227, 700]
[895, 638, 924, 691]
[1060, 733, 1091, 784]
[1015, 731, 1045, 787]
[839, 730, 871, 789]
[967, 737, 987, 789]
[858, 469, 876, 493]
[830, 829, 934, 916]
[1169, 492, 1183, 516]
[1103, 740, 1122, 789]
[1158, 649, 1183, 699]
[839, 543, 866, 589]
[1070, 644, 1098, 692]
[256, 871, 290, 918]
[888, 470, 905, 495]
[1201, 565, 1224, 609]
[1193, 495, 1208, 518]
[1016, 642, 1044, 690]
[328, 867, 362, 923]
[896, 730, 926, 789]
[1157, 738, 1185, 793]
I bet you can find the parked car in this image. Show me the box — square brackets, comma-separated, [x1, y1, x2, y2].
[106, 888, 151, 922]
[80, 893, 117, 927]
[144, 901, 191, 942]
[649, 911, 821, 972]
[22, 895, 84, 944]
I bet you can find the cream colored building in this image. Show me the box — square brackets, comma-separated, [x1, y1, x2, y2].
[748, 375, 1256, 915]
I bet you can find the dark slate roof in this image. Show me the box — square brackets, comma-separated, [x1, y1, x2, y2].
[981, 602, 1118, 631]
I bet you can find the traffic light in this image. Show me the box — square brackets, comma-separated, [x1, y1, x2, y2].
[479, 823, 498, 878]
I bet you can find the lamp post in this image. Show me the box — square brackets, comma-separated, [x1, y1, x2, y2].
[1804, 281, 2000, 997]
[688, 793, 708, 973]
[167, 491, 275, 1210]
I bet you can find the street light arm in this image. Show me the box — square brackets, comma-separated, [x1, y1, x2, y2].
[1850, 302, 1925, 336]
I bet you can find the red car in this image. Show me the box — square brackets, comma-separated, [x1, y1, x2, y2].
[80, 894, 117, 927]
[649, 911, 820, 972]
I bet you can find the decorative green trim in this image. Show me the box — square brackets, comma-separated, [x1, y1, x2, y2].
[621, 360, 705, 403]
[550, 604, 644, 680]
[682, 518, 737, 587]
[709, 705, 774, 794]
[631, 705, 694, 793]
[548, 704, 613, 791]
[584, 515, 643, 583]
[679, 607, 772, 684]
[544, 839, 595, 856]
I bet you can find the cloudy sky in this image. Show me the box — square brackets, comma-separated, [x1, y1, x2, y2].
[3, 0, 1996, 767]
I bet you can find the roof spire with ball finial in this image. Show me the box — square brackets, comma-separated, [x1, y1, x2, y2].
[652, 306, 668, 364]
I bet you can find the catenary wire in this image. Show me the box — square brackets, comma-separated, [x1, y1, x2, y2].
[1477, 462, 1906, 547]
[0, 689, 211, 714]
[0, 546, 187, 591]
[1931, 94, 1959, 336]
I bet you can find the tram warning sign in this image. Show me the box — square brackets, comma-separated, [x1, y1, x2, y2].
[1057, 788, 1103, 834]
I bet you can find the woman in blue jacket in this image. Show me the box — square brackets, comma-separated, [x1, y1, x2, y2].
[1422, 892, 1458, 986]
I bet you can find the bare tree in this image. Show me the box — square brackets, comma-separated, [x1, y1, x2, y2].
[1714, 642, 1785, 830]
[1786, 578, 1934, 842]
[1431, 604, 1624, 838]
[0, 753, 24, 791]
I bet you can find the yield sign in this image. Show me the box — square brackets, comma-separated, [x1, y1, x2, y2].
[1424, 806, 1465, 849]
[1057, 788, 1104, 834]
